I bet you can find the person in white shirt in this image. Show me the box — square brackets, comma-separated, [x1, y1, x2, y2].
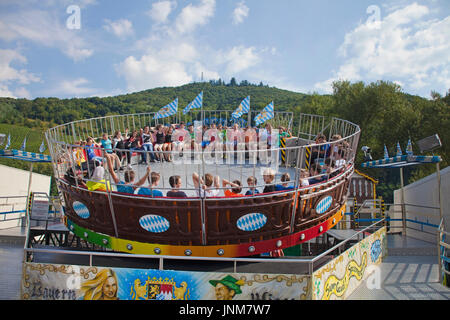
[192, 172, 220, 197]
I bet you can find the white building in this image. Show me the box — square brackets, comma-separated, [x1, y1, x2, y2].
[393, 165, 450, 243]
[0, 164, 51, 229]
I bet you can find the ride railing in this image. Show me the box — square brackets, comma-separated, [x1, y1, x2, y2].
[46, 114, 360, 198]
[0, 195, 28, 228]
[438, 218, 450, 286]
[44, 113, 360, 254]
[352, 202, 441, 235]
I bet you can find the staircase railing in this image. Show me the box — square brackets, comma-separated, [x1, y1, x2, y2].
[438, 218, 450, 286]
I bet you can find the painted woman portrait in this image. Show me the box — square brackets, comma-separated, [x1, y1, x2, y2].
[80, 269, 119, 300]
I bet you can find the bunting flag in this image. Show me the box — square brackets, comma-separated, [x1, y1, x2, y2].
[383, 145, 389, 159]
[39, 140, 46, 153]
[406, 139, 413, 155]
[153, 98, 178, 120]
[20, 136, 27, 151]
[231, 96, 250, 119]
[183, 91, 203, 115]
[254, 101, 274, 126]
[396, 142, 403, 156]
[5, 133, 11, 150]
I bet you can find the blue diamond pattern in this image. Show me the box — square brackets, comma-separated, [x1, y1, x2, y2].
[316, 196, 333, 214]
[237, 213, 267, 232]
[139, 215, 170, 233]
[73, 201, 90, 219]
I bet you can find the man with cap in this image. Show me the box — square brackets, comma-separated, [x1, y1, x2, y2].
[209, 275, 244, 300]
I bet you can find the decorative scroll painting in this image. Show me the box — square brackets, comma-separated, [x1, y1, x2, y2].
[312, 226, 387, 300]
[21, 263, 311, 300]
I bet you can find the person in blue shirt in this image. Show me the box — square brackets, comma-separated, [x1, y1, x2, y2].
[245, 176, 260, 196]
[310, 133, 330, 164]
[100, 133, 122, 170]
[308, 163, 328, 185]
[86, 137, 103, 163]
[275, 172, 295, 191]
[105, 156, 150, 194]
[137, 172, 163, 197]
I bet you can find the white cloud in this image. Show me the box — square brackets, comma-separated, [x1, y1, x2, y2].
[0, 9, 93, 61]
[174, 0, 215, 35]
[48, 77, 124, 98]
[116, 42, 265, 92]
[314, 3, 450, 95]
[103, 19, 134, 39]
[55, 78, 97, 97]
[116, 54, 193, 92]
[148, 1, 176, 24]
[0, 49, 40, 98]
[116, 0, 268, 93]
[218, 46, 261, 75]
[232, 1, 249, 25]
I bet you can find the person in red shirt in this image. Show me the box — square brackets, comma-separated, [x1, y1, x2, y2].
[222, 178, 243, 197]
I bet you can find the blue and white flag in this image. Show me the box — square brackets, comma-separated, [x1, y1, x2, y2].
[20, 137, 27, 151]
[383, 145, 389, 159]
[254, 101, 274, 126]
[5, 133, 11, 150]
[39, 140, 46, 153]
[183, 91, 203, 115]
[231, 96, 250, 119]
[153, 98, 178, 120]
[396, 142, 403, 156]
[406, 139, 413, 155]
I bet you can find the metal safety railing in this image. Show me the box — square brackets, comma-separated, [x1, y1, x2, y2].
[352, 202, 441, 235]
[0, 195, 28, 227]
[23, 217, 386, 277]
[438, 218, 450, 285]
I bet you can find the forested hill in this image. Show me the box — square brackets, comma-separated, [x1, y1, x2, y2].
[0, 81, 310, 129]
[0, 79, 448, 201]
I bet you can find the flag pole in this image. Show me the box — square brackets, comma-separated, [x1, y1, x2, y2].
[248, 96, 251, 128]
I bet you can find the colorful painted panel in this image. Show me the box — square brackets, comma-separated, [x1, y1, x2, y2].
[21, 263, 311, 301]
[312, 226, 387, 300]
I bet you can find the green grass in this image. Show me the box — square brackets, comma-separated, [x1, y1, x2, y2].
[0, 123, 47, 153]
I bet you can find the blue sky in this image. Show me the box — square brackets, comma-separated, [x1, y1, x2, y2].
[0, 0, 448, 100]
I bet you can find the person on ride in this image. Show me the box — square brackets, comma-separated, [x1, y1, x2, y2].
[166, 175, 187, 198]
[137, 172, 163, 197]
[275, 172, 295, 191]
[308, 163, 327, 185]
[222, 178, 243, 197]
[141, 126, 156, 164]
[192, 172, 220, 198]
[162, 126, 174, 162]
[245, 176, 260, 196]
[262, 168, 276, 193]
[100, 133, 122, 170]
[124, 130, 144, 168]
[310, 133, 330, 165]
[153, 124, 165, 162]
[106, 156, 150, 194]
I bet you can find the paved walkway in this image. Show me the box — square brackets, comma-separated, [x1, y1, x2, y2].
[348, 234, 450, 300]
[0, 240, 23, 300]
[348, 255, 449, 300]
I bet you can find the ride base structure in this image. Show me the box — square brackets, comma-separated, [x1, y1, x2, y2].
[17, 112, 398, 300]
